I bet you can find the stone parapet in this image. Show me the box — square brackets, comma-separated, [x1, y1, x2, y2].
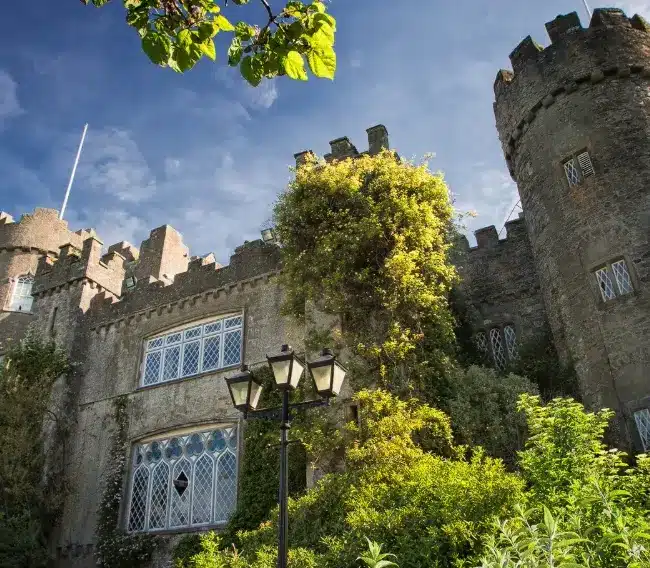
[86, 239, 281, 329]
[294, 124, 391, 166]
[0, 208, 83, 255]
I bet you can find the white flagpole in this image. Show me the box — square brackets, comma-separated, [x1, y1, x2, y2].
[581, 0, 592, 19]
[59, 123, 89, 220]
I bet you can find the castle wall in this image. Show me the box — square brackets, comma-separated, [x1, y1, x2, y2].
[28, 223, 306, 566]
[456, 217, 550, 352]
[493, 8, 650, 447]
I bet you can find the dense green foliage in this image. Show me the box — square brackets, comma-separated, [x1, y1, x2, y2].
[176, 392, 650, 568]
[175, 389, 524, 568]
[84, 0, 336, 82]
[95, 396, 157, 568]
[443, 365, 537, 465]
[0, 334, 70, 568]
[273, 151, 458, 387]
[478, 395, 650, 567]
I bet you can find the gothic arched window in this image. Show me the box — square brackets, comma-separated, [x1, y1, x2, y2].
[8, 275, 34, 312]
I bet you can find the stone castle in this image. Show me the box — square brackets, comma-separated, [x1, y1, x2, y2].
[0, 7, 648, 567]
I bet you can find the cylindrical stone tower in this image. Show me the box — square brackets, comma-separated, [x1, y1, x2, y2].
[493, 8, 650, 449]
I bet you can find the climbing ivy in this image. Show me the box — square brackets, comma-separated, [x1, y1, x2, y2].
[273, 150, 458, 390]
[95, 396, 157, 568]
[0, 332, 71, 568]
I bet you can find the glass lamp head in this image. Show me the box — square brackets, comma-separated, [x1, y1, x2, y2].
[266, 344, 304, 390]
[307, 348, 347, 398]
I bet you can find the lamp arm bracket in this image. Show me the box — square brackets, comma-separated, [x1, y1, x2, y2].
[244, 398, 330, 421]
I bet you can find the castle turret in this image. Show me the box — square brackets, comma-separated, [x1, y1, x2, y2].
[0, 208, 85, 352]
[493, 8, 650, 449]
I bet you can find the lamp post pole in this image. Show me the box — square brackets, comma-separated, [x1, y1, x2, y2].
[225, 346, 348, 568]
[277, 390, 290, 568]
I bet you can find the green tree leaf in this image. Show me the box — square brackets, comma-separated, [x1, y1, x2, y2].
[283, 51, 308, 81]
[228, 38, 244, 66]
[200, 39, 216, 61]
[307, 45, 336, 79]
[141, 32, 172, 65]
[215, 14, 235, 32]
[240, 55, 263, 86]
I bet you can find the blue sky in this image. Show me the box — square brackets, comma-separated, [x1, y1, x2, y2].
[0, 0, 646, 263]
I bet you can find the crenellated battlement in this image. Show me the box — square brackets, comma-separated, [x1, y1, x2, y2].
[86, 238, 281, 329]
[493, 8, 650, 176]
[294, 124, 390, 166]
[0, 207, 84, 255]
[33, 232, 127, 297]
[456, 216, 529, 253]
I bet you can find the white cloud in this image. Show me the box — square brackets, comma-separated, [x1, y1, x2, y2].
[76, 128, 156, 204]
[614, 1, 650, 18]
[0, 70, 23, 122]
[246, 80, 278, 109]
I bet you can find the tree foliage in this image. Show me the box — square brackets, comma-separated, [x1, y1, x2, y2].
[83, 0, 336, 83]
[273, 151, 458, 386]
[0, 333, 71, 568]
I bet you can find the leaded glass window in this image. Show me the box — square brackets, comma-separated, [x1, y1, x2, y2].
[504, 325, 518, 361]
[595, 259, 634, 302]
[141, 314, 243, 387]
[634, 409, 650, 452]
[611, 260, 633, 295]
[476, 325, 518, 371]
[7, 275, 34, 312]
[489, 328, 507, 371]
[126, 425, 238, 533]
[563, 158, 580, 187]
[563, 150, 594, 187]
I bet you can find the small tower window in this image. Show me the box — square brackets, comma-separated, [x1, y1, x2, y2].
[563, 150, 594, 187]
[7, 275, 34, 313]
[594, 259, 633, 302]
[634, 408, 650, 452]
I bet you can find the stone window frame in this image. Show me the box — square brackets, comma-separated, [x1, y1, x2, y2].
[124, 422, 240, 535]
[5, 273, 35, 313]
[561, 148, 595, 188]
[590, 256, 636, 304]
[138, 312, 244, 389]
[474, 323, 519, 372]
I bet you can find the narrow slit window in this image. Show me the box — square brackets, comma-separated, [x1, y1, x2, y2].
[634, 409, 650, 452]
[594, 259, 634, 302]
[7, 275, 34, 313]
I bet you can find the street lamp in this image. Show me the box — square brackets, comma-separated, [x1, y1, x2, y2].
[225, 345, 347, 568]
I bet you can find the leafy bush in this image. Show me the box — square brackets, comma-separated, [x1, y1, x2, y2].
[477, 395, 650, 567]
[273, 151, 458, 385]
[175, 389, 524, 568]
[444, 365, 537, 465]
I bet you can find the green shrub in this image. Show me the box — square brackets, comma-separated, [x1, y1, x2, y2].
[176, 389, 524, 568]
[477, 395, 650, 567]
[444, 365, 537, 465]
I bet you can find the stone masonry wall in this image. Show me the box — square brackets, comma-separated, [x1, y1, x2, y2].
[455, 216, 550, 355]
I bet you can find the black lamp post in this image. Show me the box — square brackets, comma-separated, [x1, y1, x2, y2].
[225, 344, 347, 568]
